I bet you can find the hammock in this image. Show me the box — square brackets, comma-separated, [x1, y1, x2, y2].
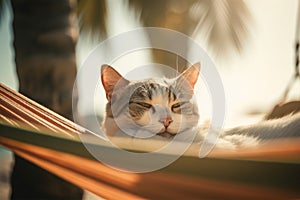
[0, 83, 300, 199]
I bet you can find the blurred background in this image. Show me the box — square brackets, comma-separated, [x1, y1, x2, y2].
[0, 0, 299, 199]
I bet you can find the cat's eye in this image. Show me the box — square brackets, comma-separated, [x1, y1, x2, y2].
[130, 102, 152, 109]
[172, 103, 181, 109]
[171, 102, 188, 112]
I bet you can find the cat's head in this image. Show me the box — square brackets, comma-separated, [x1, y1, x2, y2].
[101, 63, 200, 138]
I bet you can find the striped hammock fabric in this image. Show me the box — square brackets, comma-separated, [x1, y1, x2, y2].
[0, 83, 299, 199]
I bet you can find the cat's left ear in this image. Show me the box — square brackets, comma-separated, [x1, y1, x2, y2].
[177, 62, 201, 91]
[101, 64, 129, 101]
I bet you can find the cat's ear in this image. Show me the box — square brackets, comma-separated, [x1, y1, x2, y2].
[177, 62, 201, 91]
[101, 64, 129, 100]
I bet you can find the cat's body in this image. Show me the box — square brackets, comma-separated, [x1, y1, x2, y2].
[101, 63, 300, 149]
[220, 113, 300, 148]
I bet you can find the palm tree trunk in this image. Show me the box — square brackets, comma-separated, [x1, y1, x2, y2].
[10, 0, 83, 199]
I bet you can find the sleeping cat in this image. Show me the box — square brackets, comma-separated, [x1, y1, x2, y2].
[101, 63, 300, 148]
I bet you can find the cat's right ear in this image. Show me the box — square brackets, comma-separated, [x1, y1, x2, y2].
[101, 65, 129, 101]
[175, 62, 201, 94]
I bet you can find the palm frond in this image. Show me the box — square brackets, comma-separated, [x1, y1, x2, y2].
[128, 0, 198, 69]
[129, 0, 251, 58]
[128, 0, 169, 27]
[192, 0, 250, 57]
[77, 0, 107, 39]
[128, 0, 197, 33]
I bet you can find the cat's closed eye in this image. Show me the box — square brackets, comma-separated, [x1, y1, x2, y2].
[130, 102, 152, 109]
[171, 103, 181, 109]
[171, 102, 189, 112]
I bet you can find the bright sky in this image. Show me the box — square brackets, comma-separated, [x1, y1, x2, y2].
[0, 0, 299, 128]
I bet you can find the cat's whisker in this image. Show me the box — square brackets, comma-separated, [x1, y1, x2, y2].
[176, 54, 179, 72]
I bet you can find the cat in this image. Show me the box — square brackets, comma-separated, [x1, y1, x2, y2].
[100, 63, 300, 148]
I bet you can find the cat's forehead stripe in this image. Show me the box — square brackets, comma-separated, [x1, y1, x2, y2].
[129, 81, 180, 104]
[148, 83, 159, 100]
[148, 83, 166, 98]
[147, 83, 178, 103]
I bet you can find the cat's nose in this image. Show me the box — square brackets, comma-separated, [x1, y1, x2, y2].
[159, 117, 173, 128]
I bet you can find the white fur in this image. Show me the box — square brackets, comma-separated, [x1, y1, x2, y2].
[192, 113, 300, 149]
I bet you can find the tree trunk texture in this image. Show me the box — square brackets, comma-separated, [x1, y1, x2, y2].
[10, 0, 83, 199]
